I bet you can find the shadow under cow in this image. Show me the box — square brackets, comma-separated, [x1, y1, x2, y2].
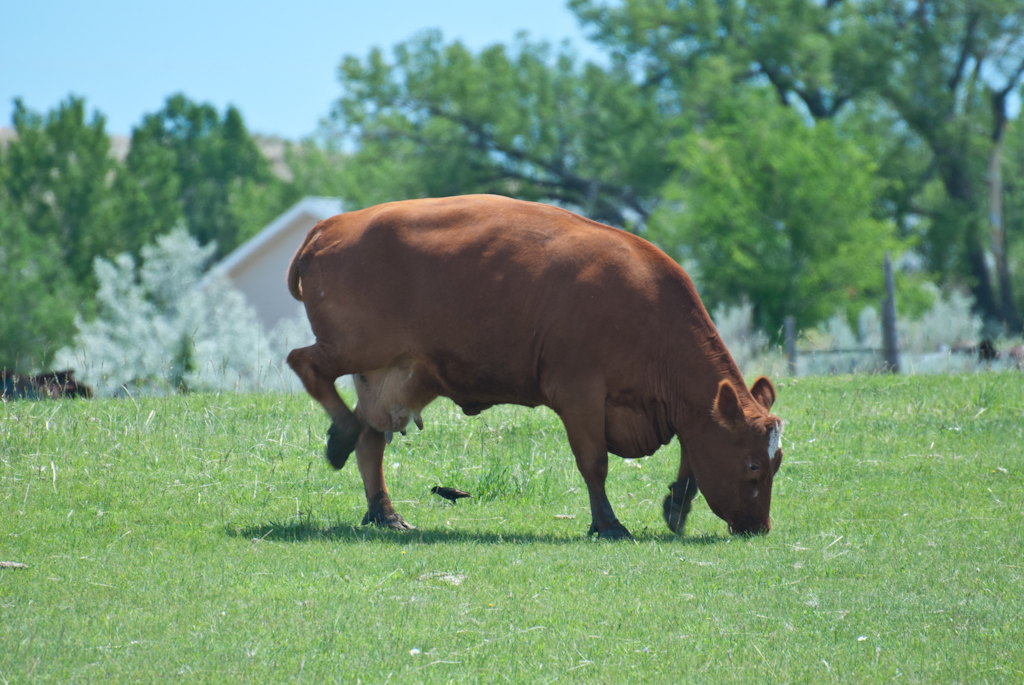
[229, 520, 729, 546]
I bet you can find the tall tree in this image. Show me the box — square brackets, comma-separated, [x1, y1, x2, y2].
[329, 28, 910, 332]
[566, 1, 906, 330]
[570, 0, 890, 121]
[572, 0, 1024, 332]
[123, 94, 297, 256]
[2, 97, 122, 285]
[0, 96, 119, 368]
[0, 196, 80, 370]
[649, 89, 896, 333]
[873, 1, 1024, 332]
[999, 117, 1024, 317]
[331, 31, 672, 229]
[573, 0, 1024, 331]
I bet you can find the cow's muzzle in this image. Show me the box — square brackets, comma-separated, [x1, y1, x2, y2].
[728, 519, 771, 536]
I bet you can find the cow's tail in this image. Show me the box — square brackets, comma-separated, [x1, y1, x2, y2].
[287, 226, 320, 302]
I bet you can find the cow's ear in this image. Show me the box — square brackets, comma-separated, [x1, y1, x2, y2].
[713, 380, 743, 431]
[750, 376, 776, 411]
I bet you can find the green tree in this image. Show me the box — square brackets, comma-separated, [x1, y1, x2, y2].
[284, 134, 349, 199]
[571, 0, 1024, 331]
[570, 0, 889, 120]
[649, 90, 896, 333]
[1000, 119, 1024, 318]
[0, 197, 80, 370]
[328, 26, 913, 332]
[1, 93, 295, 369]
[122, 94, 298, 256]
[0, 96, 119, 368]
[332, 31, 672, 229]
[871, 1, 1024, 333]
[2, 97, 122, 285]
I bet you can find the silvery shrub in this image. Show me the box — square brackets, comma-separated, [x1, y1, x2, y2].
[55, 227, 314, 396]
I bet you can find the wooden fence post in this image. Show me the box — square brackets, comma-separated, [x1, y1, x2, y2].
[882, 251, 900, 373]
[784, 315, 797, 377]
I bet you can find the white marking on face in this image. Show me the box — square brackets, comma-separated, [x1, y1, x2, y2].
[767, 423, 783, 460]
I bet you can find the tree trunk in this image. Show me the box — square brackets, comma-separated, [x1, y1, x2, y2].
[941, 160, 1001, 322]
[989, 96, 1022, 333]
[966, 245, 1000, 321]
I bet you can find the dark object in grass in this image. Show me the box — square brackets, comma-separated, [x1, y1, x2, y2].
[1, 369, 92, 401]
[978, 338, 999, 362]
[1008, 344, 1024, 369]
[431, 486, 472, 504]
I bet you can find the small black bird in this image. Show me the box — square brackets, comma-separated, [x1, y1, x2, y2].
[431, 486, 472, 504]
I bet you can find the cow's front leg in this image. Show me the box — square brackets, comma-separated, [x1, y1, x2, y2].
[561, 411, 632, 540]
[663, 474, 699, 534]
[664, 442, 699, 534]
[354, 411, 414, 531]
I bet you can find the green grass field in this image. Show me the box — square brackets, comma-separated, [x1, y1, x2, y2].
[2, 373, 1022, 683]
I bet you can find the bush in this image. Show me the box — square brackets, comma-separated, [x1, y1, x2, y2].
[54, 227, 313, 395]
[714, 286, 1019, 377]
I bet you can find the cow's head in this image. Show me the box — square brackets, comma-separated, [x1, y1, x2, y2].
[691, 376, 783, 535]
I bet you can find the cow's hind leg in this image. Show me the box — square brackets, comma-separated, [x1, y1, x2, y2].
[560, 410, 632, 540]
[287, 344, 360, 469]
[354, 411, 414, 531]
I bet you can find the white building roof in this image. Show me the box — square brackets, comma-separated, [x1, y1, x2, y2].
[211, 196, 343, 329]
[215, 196, 343, 278]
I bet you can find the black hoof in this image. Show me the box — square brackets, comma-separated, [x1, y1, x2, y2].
[361, 509, 416, 531]
[326, 414, 360, 470]
[663, 475, 699, 534]
[596, 522, 634, 540]
[588, 519, 633, 539]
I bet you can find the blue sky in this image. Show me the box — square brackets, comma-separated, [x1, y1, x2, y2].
[2, 0, 603, 139]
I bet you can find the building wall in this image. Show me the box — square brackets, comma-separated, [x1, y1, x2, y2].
[226, 213, 314, 329]
[216, 197, 342, 330]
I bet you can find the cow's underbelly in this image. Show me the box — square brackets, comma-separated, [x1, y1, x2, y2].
[605, 400, 674, 460]
[354, 355, 674, 460]
[354, 350, 546, 433]
[354, 360, 439, 433]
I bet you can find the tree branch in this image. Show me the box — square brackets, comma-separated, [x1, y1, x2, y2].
[419, 103, 651, 228]
[989, 54, 1024, 142]
[996, 52, 1024, 100]
[758, 65, 792, 107]
[641, 68, 669, 91]
[795, 87, 849, 119]
[948, 11, 980, 93]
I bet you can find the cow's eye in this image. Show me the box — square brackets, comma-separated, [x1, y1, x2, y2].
[749, 464, 759, 473]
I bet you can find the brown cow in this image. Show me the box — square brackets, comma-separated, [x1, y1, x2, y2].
[286, 195, 784, 538]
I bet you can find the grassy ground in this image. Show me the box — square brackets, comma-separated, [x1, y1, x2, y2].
[1, 373, 1022, 683]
